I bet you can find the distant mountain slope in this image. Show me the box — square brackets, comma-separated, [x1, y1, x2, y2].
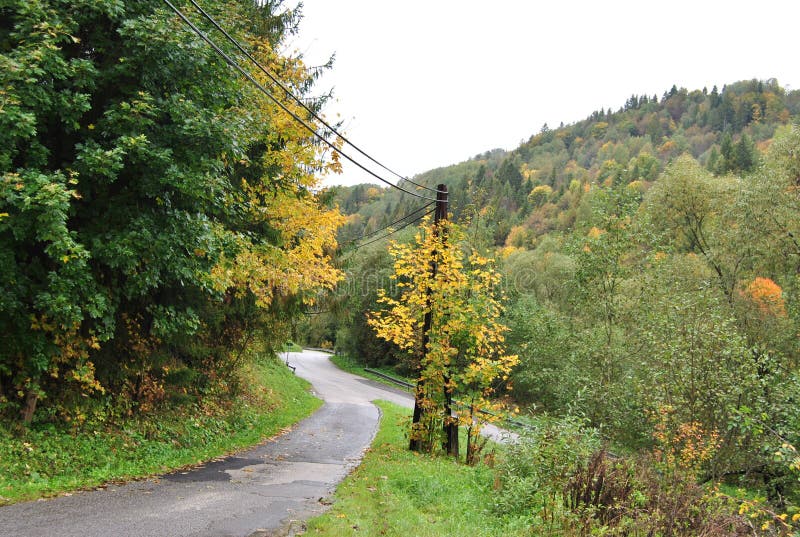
[334, 78, 799, 248]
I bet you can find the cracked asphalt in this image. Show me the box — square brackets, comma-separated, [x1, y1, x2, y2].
[0, 350, 414, 537]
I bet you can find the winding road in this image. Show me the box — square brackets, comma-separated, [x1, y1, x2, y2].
[0, 350, 415, 537]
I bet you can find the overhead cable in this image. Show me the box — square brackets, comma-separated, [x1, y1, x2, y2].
[162, 0, 436, 202]
[345, 202, 435, 247]
[186, 0, 442, 195]
[349, 206, 436, 251]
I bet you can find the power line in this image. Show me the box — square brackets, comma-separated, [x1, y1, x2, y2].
[186, 0, 442, 195]
[349, 206, 436, 251]
[344, 202, 435, 247]
[162, 0, 437, 202]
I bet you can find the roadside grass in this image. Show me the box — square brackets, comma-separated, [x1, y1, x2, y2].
[0, 356, 320, 505]
[329, 354, 414, 390]
[283, 341, 303, 352]
[303, 401, 529, 537]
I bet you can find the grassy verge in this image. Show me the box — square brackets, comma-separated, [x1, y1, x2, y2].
[303, 401, 529, 537]
[329, 354, 414, 390]
[283, 341, 303, 352]
[0, 357, 320, 505]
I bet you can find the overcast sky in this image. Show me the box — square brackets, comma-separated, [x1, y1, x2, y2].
[288, 1, 799, 187]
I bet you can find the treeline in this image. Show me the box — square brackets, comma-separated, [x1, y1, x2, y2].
[0, 1, 341, 426]
[335, 78, 799, 248]
[306, 80, 800, 502]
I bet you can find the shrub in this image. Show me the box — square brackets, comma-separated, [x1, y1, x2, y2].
[565, 451, 750, 536]
[493, 415, 759, 536]
[492, 416, 600, 529]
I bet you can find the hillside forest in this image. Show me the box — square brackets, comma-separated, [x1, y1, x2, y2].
[3, 0, 800, 533]
[306, 78, 800, 527]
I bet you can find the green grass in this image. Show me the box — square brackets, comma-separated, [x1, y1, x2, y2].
[330, 354, 415, 390]
[303, 401, 529, 537]
[283, 340, 303, 352]
[0, 357, 321, 505]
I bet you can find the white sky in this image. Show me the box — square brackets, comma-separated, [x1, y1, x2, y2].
[288, 1, 800, 187]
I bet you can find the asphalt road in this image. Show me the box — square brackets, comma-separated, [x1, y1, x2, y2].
[0, 350, 415, 537]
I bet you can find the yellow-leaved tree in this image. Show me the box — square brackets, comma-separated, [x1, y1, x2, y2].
[369, 218, 518, 462]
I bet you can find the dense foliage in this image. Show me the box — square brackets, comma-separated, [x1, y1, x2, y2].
[308, 80, 800, 519]
[368, 219, 517, 459]
[0, 0, 342, 425]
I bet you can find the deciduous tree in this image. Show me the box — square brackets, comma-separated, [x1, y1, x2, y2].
[0, 0, 342, 423]
[368, 219, 517, 460]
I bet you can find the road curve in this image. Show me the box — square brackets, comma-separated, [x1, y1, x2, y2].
[0, 350, 413, 537]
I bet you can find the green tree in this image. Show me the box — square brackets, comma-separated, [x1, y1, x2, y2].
[733, 133, 757, 173]
[504, 295, 575, 410]
[0, 0, 342, 423]
[741, 126, 800, 280]
[718, 131, 734, 172]
[502, 242, 576, 306]
[320, 237, 403, 369]
[565, 186, 641, 434]
[527, 184, 553, 207]
[642, 156, 744, 300]
[630, 254, 757, 470]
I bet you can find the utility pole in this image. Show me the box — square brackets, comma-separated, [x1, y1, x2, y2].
[409, 184, 451, 453]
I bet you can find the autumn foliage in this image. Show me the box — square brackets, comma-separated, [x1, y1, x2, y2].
[369, 219, 518, 459]
[741, 277, 787, 317]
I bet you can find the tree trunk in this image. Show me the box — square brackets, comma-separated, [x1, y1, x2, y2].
[443, 375, 459, 457]
[409, 380, 424, 451]
[21, 390, 38, 425]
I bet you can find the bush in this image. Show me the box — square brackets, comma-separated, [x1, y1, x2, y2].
[492, 416, 600, 528]
[565, 451, 750, 536]
[493, 416, 759, 536]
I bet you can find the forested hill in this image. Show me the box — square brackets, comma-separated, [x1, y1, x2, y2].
[335, 78, 800, 247]
[306, 79, 800, 511]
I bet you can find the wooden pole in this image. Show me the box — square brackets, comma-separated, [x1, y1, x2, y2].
[409, 184, 448, 452]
